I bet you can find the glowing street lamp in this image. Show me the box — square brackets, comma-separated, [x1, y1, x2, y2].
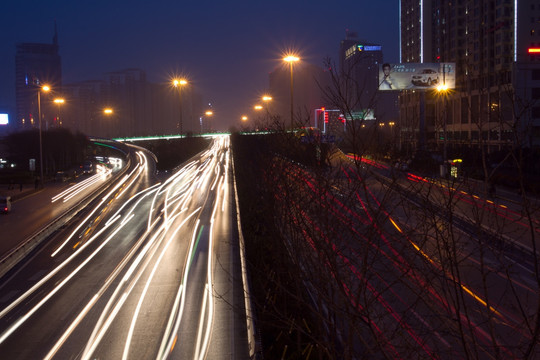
[436, 83, 449, 176]
[436, 84, 448, 92]
[102, 108, 114, 137]
[253, 105, 263, 110]
[201, 110, 213, 133]
[53, 98, 65, 127]
[261, 95, 273, 113]
[37, 84, 51, 188]
[172, 78, 188, 135]
[283, 54, 300, 130]
[241, 115, 248, 121]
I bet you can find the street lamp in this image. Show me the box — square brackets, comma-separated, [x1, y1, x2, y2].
[241, 115, 248, 121]
[53, 98, 65, 127]
[253, 105, 263, 111]
[37, 85, 50, 188]
[437, 84, 449, 177]
[283, 55, 300, 130]
[172, 78, 188, 136]
[103, 108, 114, 137]
[202, 110, 213, 133]
[261, 94, 273, 115]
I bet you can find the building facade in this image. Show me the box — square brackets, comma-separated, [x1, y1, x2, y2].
[62, 70, 203, 139]
[399, 0, 539, 155]
[15, 26, 62, 130]
[338, 35, 399, 136]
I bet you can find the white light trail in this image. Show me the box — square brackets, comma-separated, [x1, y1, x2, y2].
[0, 215, 121, 321]
[51, 169, 111, 203]
[43, 294, 100, 360]
[0, 215, 131, 345]
[157, 219, 201, 360]
[51, 153, 145, 257]
[122, 209, 201, 360]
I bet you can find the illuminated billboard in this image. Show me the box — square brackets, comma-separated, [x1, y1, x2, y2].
[0, 114, 8, 125]
[378, 63, 455, 91]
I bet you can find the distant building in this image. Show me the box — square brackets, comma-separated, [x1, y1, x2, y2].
[101, 69, 148, 137]
[399, 0, 540, 153]
[15, 24, 62, 130]
[63, 70, 203, 138]
[62, 80, 106, 136]
[338, 34, 398, 131]
[268, 62, 331, 128]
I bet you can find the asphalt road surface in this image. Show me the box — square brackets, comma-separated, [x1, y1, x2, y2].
[0, 136, 250, 359]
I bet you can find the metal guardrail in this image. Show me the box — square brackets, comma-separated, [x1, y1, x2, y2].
[0, 157, 132, 279]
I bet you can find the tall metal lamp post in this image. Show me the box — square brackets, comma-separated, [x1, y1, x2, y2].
[172, 78, 188, 136]
[53, 98, 65, 126]
[283, 55, 299, 130]
[437, 83, 449, 177]
[204, 110, 213, 134]
[38, 85, 50, 188]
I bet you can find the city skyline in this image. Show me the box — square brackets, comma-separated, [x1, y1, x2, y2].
[0, 0, 400, 132]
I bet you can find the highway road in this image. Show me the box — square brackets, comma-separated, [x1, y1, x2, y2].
[0, 159, 121, 260]
[0, 136, 250, 359]
[269, 152, 540, 358]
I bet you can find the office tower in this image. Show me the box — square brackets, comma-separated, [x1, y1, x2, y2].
[15, 24, 62, 129]
[400, 0, 539, 151]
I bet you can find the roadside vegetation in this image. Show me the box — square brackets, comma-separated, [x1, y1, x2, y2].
[231, 56, 540, 359]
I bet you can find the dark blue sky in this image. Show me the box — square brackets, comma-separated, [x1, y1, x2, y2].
[0, 0, 399, 130]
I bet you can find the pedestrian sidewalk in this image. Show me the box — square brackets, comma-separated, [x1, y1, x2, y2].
[461, 177, 540, 210]
[0, 183, 41, 202]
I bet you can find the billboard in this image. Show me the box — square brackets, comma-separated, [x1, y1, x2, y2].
[378, 63, 455, 91]
[344, 109, 375, 121]
[0, 114, 7, 125]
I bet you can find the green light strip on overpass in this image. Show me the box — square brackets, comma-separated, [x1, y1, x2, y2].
[93, 141, 119, 150]
[114, 133, 230, 142]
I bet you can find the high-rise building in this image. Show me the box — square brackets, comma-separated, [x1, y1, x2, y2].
[339, 34, 398, 130]
[400, 0, 540, 153]
[15, 24, 62, 130]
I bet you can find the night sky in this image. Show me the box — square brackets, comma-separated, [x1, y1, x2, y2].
[0, 0, 399, 131]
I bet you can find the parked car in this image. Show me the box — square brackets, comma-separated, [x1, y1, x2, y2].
[0, 196, 12, 213]
[55, 171, 68, 182]
[411, 69, 439, 86]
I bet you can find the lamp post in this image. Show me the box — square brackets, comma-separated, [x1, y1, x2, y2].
[261, 95, 272, 116]
[53, 98, 65, 127]
[103, 108, 113, 138]
[38, 85, 50, 188]
[172, 78, 188, 136]
[437, 83, 448, 177]
[388, 121, 396, 152]
[283, 55, 299, 130]
[203, 110, 213, 134]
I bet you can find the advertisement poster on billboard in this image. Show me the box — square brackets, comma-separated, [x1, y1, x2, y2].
[378, 63, 455, 91]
